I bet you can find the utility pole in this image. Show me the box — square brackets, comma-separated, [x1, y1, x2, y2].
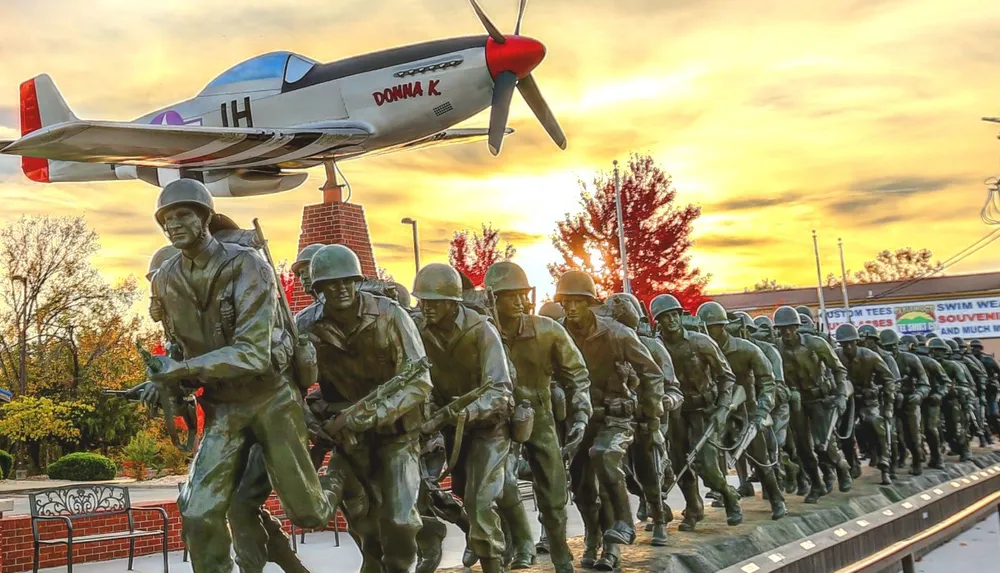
[400, 218, 421, 275]
[613, 160, 631, 294]
[12, 275, 26, 395]
[812, 230, 831, 333]
[838, 238, 852, 325]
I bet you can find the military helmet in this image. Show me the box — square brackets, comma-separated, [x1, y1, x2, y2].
[879, 329, 900, 347]
[393, 282, 412, 308]
[484, 261, 532, 293]
[899, 334, 917, 349]
[155, 179, 215, 225]
[607, 293, 641, 330]
[310, 244, 363, 285]
[925, 332, 939, 340]
[952, 336, 968, 350]
[916, 334, 927, 344]
[858, 325, 879, 340]
[292, 243, 326, 274]
[799, 314, 816, 332]
[795, 306, 815, 321]
[773, 306, 801, 328]
[146, 245, 180, 280]
[696, 301, 728, 326]
[607, 293, 644, 318]
[538, 301, 565, 321]
[945, 339, 959, 352]
[927, 338, 949, 351]
[649, 294, 683, 321]
[733, 311, 756, 330]
[835, 323, 860, 343]
[413, 263, 463, 302]
[971, 338, 984, 349]
[754, 315, 774, 329]
[554, 271, 598, 303]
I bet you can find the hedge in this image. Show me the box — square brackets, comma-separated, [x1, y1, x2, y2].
[0, 449, 12, 479]
[47, 452, 117, 481]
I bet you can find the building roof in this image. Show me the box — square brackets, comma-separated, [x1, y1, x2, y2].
[710, 271, 1000, 312]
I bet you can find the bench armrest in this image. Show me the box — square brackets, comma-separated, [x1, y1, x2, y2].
[31, 515, 74, 543]
[126, 506, 169, 533]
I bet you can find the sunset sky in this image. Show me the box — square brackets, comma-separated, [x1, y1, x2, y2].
[2, 0, 1000, 303]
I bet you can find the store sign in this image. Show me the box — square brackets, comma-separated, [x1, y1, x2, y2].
[822, 296, 1000, 338]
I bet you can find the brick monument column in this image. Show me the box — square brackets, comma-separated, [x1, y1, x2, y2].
[289, 169, 378, 313]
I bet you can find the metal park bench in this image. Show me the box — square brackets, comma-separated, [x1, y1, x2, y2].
[28, 484, 168, 573]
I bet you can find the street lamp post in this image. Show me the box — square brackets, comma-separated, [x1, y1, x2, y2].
[613, 160, 631, 294]
[12, 275, 26, 395]
[400, 218, 421, 274]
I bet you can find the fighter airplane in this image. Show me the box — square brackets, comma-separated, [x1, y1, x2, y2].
[0, 0, 565, 197]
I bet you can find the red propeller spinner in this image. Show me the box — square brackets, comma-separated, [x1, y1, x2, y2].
[485, 36, 546, 80]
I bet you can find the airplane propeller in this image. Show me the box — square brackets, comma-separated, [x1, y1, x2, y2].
[468, 0, 567, 156]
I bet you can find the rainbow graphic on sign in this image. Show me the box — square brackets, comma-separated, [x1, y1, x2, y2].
[895, 305, 936, 335]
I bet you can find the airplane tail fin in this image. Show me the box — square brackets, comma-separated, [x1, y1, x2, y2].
[18, 74, 114, 183]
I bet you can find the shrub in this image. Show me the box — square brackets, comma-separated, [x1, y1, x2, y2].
[122, 432, 161, 481]
[47, 452, 116, 481]
[158, 439, 189, 476]
[0, 449, 13, 479]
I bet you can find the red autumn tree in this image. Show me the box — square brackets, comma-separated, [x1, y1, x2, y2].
[548, 153, 710, 311]
[448, 224, 516, 287]
[276, 261, 296, 304]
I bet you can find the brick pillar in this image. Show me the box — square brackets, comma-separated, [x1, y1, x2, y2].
[290, 201, 377, 313]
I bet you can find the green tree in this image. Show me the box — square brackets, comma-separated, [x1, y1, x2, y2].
[826, 247, 941, 287]
[747, 278, 794, 292]
[0, 396, 94, 471]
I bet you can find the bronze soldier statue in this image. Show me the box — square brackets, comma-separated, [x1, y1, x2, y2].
[558, 272, 666, 570]
[946, 339, 984, 447]
[291, 243, 325, 300]
[296, 245, 432, 573]
[412, 263, 515, 573]
[697, 303, 786, 519]
[835, 324, 896, 485]
[148, 180, 334, 573]
[485, 262, 593, 573]
[606, 293, 684, 546]
[651, 294, 742, 530]
[878, 329, 929, 475]
[858, 325, 901, 480]
[970, 339, 1000, 438]
[772, 306, 852, 503]
[953, 337, 992, 446]
[927, 338, 972, 461]
[908, 335, 952, 469]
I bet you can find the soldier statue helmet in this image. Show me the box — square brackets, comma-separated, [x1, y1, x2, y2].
[899, 334, 918, 352]
[484, 261, 532, 293]
[649, 294, 682, 322]
[154, 178, 215, 225]
[538, 301, 565, 321]
[292, 243, 326, 294]
[606, 293, 642, 330]
[878, 329, 900, 349]
[857, 324, 879, 341]
[553, 271, 599, 304]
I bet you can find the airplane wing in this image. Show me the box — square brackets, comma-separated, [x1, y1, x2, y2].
[359, 127, 513, 159]
[1, 120, 371, 169]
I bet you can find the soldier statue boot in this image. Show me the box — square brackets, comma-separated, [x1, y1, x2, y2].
[593, 543, 621, 573]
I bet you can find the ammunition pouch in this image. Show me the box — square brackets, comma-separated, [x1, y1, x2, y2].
[604, 397, 636, 418]
[511, 400, 535, 443]
[551, 383, 568, 422]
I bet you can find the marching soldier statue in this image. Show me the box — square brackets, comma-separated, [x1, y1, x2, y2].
[557, 272, 666, 570]
[953, 337, 992, 446]
[651, 294, 743, 530]
[412, 263, 515, 573]
[606, 293, 684, 546]
[772, 306, 852, 503]
[296, 244, 432, 573]
[928, 338, 972, 461]
[485, 262, 593, 573]
[290, 243, 325, 300]
[970, 339, 1000, 438]
[909, 335, 953, 469]
[859, 325, 902, 479]
[879, 330, 929, 475]
[835, 324, 896, 485]
[148, 179, 334, 573]
[697, 303, 785, 519]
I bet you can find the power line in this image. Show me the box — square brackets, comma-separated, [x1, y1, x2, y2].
[866, 228, 1000, 301]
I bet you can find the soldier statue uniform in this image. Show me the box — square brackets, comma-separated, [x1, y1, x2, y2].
[412, 263, 515, 573]
[651, 294, 743, 530]
[485, 262, 593, 573]
[296, 245, 432, 573]
[149, 179, 334, 573]
[879, 330, 929, 475]
[909, 336, 952, 469]
[558, 272, 667, 570]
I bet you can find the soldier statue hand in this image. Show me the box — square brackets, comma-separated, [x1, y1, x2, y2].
[662, 394, 682, 412]
[561, 421, 587, 461]
[302, 403, 334, 444]
[147, 356, 191, 384]
[133, 381, 159, 408]
[345, 403, 394, 433]
[907, 393, 922, 405]
[710, 405, 730, 432]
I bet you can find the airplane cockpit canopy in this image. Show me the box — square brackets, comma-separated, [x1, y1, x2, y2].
[199, 52, 318, 96]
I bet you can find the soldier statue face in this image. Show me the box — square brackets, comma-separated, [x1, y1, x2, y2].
[657, 310, 683, 335]
[839, 339, 858, 360]
[560, 295, 592, 327]
[972, 347, 983, 357]
[295, 267, 313, 295]
[706, 324, 727, 345]
[161, 206, 209, 250]
[885, 343, 900, 360]
[496, 291, 525, 319]
[422, 300, 458, 327]
[777, 325, 798, 347]
[317, 278, 358, 311]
